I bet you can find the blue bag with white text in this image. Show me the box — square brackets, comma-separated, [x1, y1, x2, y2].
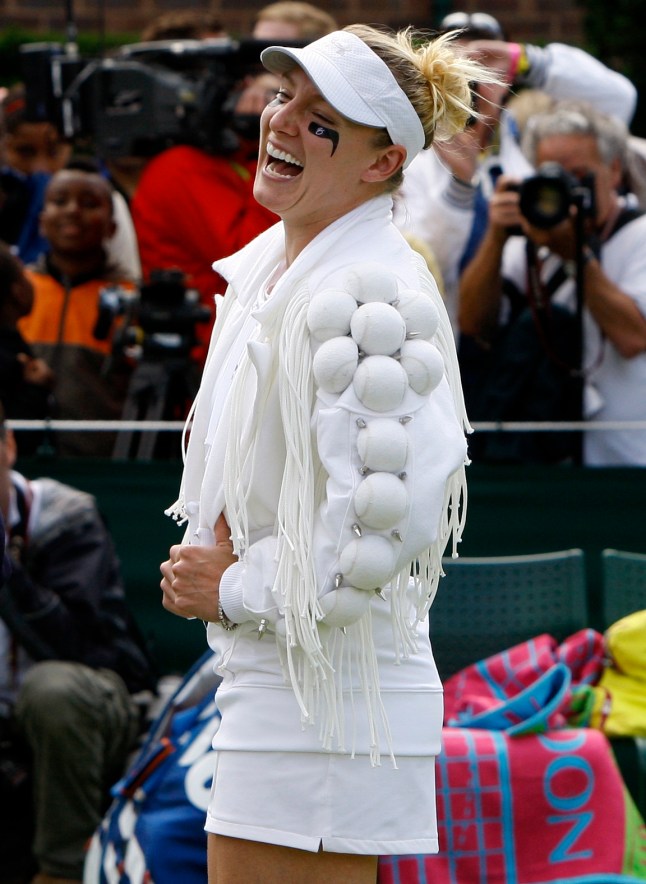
[84, 650, 220, 884]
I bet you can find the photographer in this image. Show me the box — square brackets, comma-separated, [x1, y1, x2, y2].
[458, 101, 646, 466]
[393, 15, 637, 336]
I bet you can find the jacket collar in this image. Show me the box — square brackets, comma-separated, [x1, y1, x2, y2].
[212, 194, 395, 305]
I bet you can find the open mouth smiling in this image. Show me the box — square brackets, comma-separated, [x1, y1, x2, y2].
[266, 141, 304, 179]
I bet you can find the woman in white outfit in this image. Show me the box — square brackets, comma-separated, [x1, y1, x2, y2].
[160, 24, 496, 884]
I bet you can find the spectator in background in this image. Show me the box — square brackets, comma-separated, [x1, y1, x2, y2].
[18, 162, 137, 458]
[507, 86, 646, 212]
[393, 13, 638, 335]
[458, 101, 646, 466]
[0, 404, 156, 884]
[252, 1, 337, 39]
[0, 85, 71, 265]
[140, 9, 228, 42]
[131, 1, 338, 361]
[0, 86, 71, 176]
[0, 85, 142, 283]
[0, 243, 54, 457]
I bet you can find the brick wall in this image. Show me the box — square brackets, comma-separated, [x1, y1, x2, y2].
[1, 0, 586, 46]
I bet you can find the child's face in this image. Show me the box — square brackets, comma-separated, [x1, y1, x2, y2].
[5, 121, 71, 176]
[40, 170, 115, 256]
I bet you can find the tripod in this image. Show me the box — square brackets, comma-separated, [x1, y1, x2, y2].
[113, 355, 198, 460]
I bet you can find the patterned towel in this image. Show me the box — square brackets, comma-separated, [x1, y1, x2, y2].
[379, 630, 646, 883]
[379, 727, 646, 883]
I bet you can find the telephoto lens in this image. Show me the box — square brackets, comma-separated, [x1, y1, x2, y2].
[519, 162, 595, 229]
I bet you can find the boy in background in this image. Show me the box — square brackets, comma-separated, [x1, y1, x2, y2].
[19, 162, 136, 457]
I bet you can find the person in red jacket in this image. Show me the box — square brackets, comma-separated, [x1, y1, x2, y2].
[131, 140, 278, 358]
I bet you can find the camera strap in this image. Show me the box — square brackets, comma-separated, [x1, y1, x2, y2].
[607, 205, 644, 237]
[524, 202, 643, 377]
[524, 240, 599, 378]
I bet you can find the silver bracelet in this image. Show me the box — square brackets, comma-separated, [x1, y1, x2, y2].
[217, 597, 238, 631]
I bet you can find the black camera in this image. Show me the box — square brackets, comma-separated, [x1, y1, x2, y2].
[136, 269, 212, 360]
[19, 38, 302, 158]
[93, 284, 135, 341]
[94, 270, 211, 360]
[518, 162, 596, 229]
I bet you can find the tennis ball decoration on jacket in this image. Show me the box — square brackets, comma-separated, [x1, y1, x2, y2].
[307, 288, 358, 342]
[354, 472, 408, 530]
[344, 262, 399, 304]
[312, 336, 359, 393]
[356, 418, 409, 473]
[306, 263, 447, 627]
[350, 302, 406, 356]
[396, 288, 440, 339]
[318, 587, 373, 628]
[339, 534, 398, 591]
[353, 354, 409, 412]
[399, 339, 444, 396]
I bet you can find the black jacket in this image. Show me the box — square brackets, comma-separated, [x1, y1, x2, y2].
[0, 474, 156, 694]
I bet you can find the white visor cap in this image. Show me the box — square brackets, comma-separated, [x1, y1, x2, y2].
[261, 30, 425, 169]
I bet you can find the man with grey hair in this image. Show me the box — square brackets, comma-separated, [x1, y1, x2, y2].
[458, 100, 646, 466]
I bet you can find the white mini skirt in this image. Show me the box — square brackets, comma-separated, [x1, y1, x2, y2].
[205, 748, 438, 855]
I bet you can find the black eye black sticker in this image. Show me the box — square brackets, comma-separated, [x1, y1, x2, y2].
[308, 122, 339, 155]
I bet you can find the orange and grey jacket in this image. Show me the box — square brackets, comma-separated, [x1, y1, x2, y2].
[19, 256, 136, 456]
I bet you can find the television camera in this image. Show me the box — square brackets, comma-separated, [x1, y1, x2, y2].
[94, 268, 211, 360]
[19, 35, 301, 158]
[94, 269, 211, 458]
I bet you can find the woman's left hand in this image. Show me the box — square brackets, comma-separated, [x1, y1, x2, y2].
[160, 514, 237, 621]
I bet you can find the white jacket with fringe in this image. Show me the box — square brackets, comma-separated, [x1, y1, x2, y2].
[168, 194, 469, 762]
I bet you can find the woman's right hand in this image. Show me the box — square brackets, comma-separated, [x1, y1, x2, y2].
[160, 513, 238, 621]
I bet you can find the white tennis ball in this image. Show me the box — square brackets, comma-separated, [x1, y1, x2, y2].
[307, 289, 358, 342]
[350, 302, 406, 356]
[344, 263, 399, 304]
[357, 418, 410, 473]
[313, 336, 359, 394]
[399, 339, 444, 396]
[396, 289, 441, 340]
[352, 355, 408, 412]
[354, 472, 408, 530]
[339, 535, 396, 590]
[318, 587, 372, 627]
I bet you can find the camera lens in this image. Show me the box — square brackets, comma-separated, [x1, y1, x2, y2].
[519, 162, 575, 229]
